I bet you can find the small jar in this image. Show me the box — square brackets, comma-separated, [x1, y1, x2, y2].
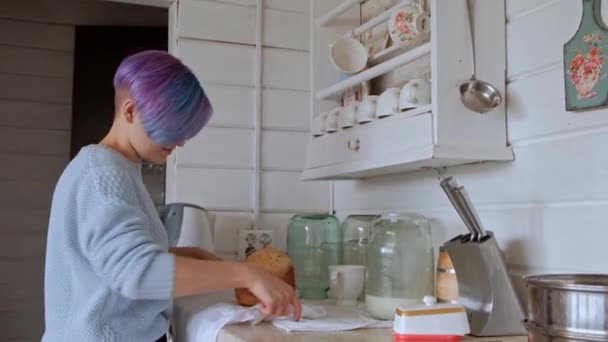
[436, 246, 459, 303]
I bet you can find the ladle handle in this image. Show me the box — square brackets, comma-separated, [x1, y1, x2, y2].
[418, 0, 426, 14]
[464, 0, 476, 79]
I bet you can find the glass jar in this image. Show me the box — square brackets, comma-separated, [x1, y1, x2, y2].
[365, 213, 435, 320]
[287, 214, 342, 299]
[342, 214, 378, 301]
[341, 215, 378, 266]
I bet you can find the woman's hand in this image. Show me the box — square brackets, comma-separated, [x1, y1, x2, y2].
[244, 265, 301, 321]
[169, 247, 223, 261]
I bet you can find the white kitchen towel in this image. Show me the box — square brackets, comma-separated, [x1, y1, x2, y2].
[270, 304, 393, 332]
[186, 303, 327, 342]
[185, 302, 391, 341]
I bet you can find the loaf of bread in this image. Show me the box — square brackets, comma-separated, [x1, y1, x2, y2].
[235, 247, 296, 306]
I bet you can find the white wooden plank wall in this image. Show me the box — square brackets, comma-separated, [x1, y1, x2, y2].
[172, 0, 328, 259]
[332, 0, 608, 301]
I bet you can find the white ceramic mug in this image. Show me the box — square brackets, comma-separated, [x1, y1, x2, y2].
[325, 107, 342, 133]
[340, 103, 358, 129]
[330, 37, 368, 74]
[329, 265, 365, 305]
[399, 78, 432, 110]
[357, 95, 379, 124]
[312, 112, 327, 137]
[376, 88, 401, 118]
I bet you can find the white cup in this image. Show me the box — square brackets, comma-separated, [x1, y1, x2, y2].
[312, 113, 327, 137]
[357, 96, 379, 124]
[329, 265, 365, 305]
[399, 78, 432, 110]
[330, 37, 368, 74]
[340, 103, 358, 129]
[376, 88, 401, 118]
[326, 107, 342, 133]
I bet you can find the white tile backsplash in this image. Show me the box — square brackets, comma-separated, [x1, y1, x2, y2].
[212, 212, 254, 253]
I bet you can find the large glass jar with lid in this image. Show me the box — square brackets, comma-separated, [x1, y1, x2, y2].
[365, 213, 435, 320]
[341, 215, 379, 266]
[287, 214, 341, 299]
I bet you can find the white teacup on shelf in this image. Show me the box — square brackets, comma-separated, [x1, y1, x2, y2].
[325, 107, 342, 133]
[312, 112, 327, 137]
[399, 78, 432, 110]
[376, 88, 401, 118]
[357, 95, 379, 124]
[340, 102, 358, 129]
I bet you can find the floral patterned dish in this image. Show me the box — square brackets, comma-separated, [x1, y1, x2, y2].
[388, 1, 430, 48]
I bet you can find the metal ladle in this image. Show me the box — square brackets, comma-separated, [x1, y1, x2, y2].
[459, 0, 502, 114]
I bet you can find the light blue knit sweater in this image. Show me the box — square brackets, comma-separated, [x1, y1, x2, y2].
[42, 145, 175, 342]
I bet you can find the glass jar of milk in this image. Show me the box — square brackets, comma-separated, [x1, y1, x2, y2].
[365, 213, 435, 320]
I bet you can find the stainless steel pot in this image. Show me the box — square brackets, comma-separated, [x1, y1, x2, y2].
[525, 274, 608, 341]
[525, 321, 608, 342]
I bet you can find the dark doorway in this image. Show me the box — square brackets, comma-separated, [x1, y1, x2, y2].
[71, 25, 167, 156]
[71, 25, 168, 204]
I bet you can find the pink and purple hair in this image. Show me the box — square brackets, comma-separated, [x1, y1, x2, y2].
[113, 50, 212, 146]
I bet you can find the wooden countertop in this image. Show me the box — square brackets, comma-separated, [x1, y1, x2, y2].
[218, 324, 527, 342]
[174, 291, 527, 342]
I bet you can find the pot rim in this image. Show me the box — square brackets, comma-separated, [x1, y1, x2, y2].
[524, 320, 608, 341]
[524, 274, 608, 292]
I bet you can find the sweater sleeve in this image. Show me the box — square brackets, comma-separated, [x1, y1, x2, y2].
[78, 199, 175, 300]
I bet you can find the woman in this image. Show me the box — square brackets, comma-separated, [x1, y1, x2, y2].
[42, 50, 301, 342]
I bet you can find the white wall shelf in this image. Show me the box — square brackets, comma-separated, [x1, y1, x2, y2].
[301, 109, 513, 180]
[305, 0, 512, 181]
[369, 40, 429, 65]
[301, 143, 514, 180]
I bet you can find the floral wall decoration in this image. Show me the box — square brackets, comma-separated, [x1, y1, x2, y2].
[564, 0, 608, 111]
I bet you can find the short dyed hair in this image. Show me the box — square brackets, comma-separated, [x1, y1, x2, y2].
[113, 50, 212, 145]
